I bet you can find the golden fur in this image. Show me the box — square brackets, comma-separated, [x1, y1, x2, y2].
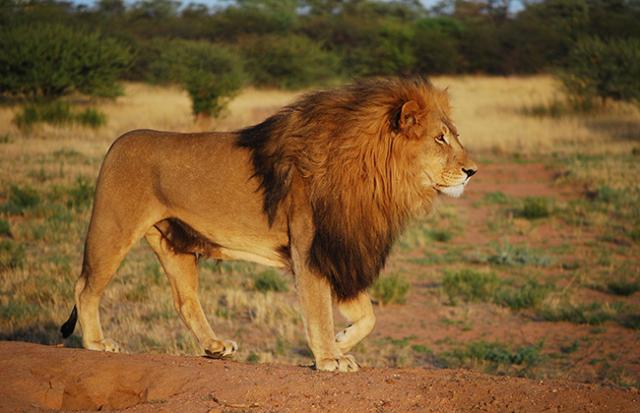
[61, 78, 477, 372]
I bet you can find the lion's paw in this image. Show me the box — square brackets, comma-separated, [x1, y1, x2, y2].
[315, 354, 359, 372]
[203, 338, 238, 359]
[86, 338, 122, 353]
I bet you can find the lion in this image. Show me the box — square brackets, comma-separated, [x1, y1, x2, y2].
[60, 77, 477, 372]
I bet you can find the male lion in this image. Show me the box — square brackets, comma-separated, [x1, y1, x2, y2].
[61, 78, 477, 372]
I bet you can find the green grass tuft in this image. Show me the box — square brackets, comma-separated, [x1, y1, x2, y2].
[494, 279, 552, 310]
[0, 219, 11, 237]
[0, 239, 26, 270]
[488, 240, 552, 267]
[516, 197, 552, 219]
[1, 185, 41, 214]
[371, 274, 410, 305]
[254, 270, 288, 293]
[443, 340, 544, 371]
[442, 269, 499, 305]
[539, 301, 622, 325]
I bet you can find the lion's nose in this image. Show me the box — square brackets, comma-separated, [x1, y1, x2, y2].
[462, 168, 477, 178]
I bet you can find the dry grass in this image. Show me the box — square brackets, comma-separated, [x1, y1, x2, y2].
[1, 76, 639, 381]
[431, 75, 640, 154]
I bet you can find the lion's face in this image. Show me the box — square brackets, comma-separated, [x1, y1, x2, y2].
[420, 118, 477, 198]
[398, 100, 477, 198]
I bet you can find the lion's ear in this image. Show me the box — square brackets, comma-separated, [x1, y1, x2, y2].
[396, 100, 420, 135]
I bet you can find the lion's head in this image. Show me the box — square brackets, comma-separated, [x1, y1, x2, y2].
[393, 93, 477, 199]
[238, 78, 477, 300]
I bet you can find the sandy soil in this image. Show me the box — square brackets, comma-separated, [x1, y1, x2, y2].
[1, 341, 638, 413]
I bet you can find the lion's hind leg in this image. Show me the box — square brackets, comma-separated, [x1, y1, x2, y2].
[73, 221, 148, 352]
[335, 292, 376, 353]
[145, 223, 237, 359]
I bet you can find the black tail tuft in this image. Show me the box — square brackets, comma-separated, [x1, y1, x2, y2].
[60, 305, 78, 339]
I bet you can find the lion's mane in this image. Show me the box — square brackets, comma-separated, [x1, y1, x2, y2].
[237, 78, 448, 300]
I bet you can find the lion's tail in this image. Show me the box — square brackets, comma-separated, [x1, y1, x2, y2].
[60, 305, 78, 339]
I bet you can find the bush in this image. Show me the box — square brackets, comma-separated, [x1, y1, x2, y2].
[0, 23, 132, 99]
[371, 274, 410, 305]
[145, 39, 245, 117]
[14, 101, 106, 129]
[561, 37, 640, 105]
[240, 34, 339, 89]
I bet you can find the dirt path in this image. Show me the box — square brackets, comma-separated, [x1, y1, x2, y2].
[1, 341, 638, 412]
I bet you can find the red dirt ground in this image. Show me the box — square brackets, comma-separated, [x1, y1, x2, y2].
[1, 341, 638, 413]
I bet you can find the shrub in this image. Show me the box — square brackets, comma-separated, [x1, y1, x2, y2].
[561, 37, 640, 105]
[14, 101, 106, 129]
[75, 108, 107, 128]
[146, 39, 245, 117]
[0, 23, 132, 99]
[254, 270, 288, 293]
[240, 34, 339, 89]
[371, 274, 410, 305]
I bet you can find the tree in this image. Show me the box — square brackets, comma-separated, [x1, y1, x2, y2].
[145, 39, 246, 117]
[561, 37, 640, 105]
[0, 23, 132, 99]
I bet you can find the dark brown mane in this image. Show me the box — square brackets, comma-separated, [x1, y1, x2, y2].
[237, 78, 447, 300]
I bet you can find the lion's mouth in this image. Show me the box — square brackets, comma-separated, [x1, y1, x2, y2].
[435, 179, 470, 198]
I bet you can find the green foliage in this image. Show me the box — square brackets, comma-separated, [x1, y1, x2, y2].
[371, 274, 410, 305]
[146, 39, 245, 116]
[0, 219, 11, 237]
[604, 278, 640, 297]
[427, 229, 453, 242]
[444, 340, 544, 370]
[561, 37, 640, 104]
[443, 268, 552, 310]
[539, 301, 622, 325]
[254, 270, 288, 293]
[442, 269, 499, 304]
[494, 279, 551, 310]
[0, 23, 132, 99]
[1, 185, 41, 215]
[516, 197, 552, 219]
[0, 239, 25, 270]
[14, 101, 106, 129]
[240, 34, 339, 89]
[413, 17, 463, 74]
[482, 191, 510, 205]
[65, 176, 95, 211]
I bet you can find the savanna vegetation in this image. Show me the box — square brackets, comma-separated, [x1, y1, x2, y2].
[0, 0, 639, 390]
[2, 0, 640, 121]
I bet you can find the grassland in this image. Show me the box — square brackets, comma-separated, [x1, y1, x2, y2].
[1, 76, 638, 387]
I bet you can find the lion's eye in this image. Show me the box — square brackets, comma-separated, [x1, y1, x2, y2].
[435, 134, 448, 145]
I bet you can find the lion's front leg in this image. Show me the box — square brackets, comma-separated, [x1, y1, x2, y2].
[335, 292, 376, 353]
[294, 265, 359, 372]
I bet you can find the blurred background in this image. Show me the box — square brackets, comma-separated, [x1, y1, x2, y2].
[0, 0, 639, 389]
